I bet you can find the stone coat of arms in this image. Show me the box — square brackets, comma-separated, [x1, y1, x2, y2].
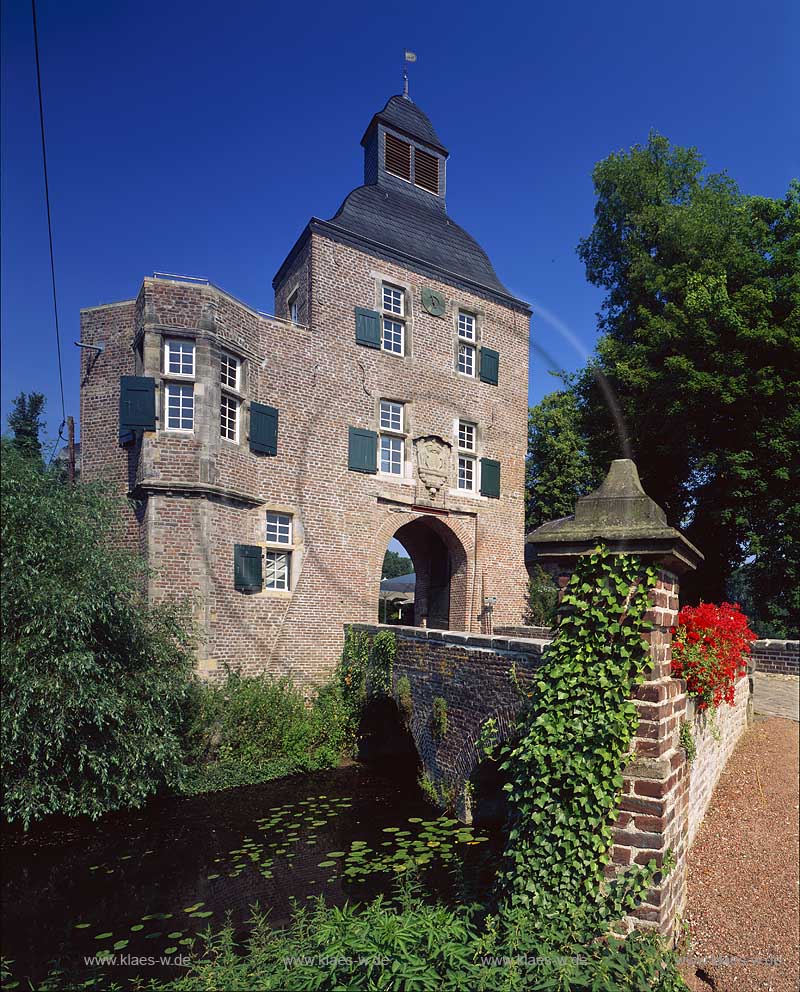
[414, 435, 451, 497]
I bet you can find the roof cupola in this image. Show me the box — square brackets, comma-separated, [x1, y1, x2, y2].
[361, 95, 448, 211]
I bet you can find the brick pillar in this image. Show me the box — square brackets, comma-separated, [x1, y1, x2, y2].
[526, 460, 703, 938]
[614, 570, 689, 934]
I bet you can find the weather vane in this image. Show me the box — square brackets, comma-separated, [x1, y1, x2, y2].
[403, 50, 417, 98]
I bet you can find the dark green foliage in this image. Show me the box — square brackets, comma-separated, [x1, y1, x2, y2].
[498, 548, 663, 935]
[8, 391, 46, 460]
[1, 443, 194, 827]
[525, 390, 598, 532]
[181, 670, 349, 793]
[338, 627, 397, 753]
[432, 695, 448, 739]
[370, 629, 396, 695]
[525, 564, 559, 627]
[575, 134, 799, 632]
[381, 548, 414, 578]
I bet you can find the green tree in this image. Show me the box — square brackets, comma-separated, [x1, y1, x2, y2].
[1, 443, 195, 827]
[8, 391, 46, 460]
[382, 548, 414, 579]
[525, 389, 597, 532]
[575, 133, 799, 633]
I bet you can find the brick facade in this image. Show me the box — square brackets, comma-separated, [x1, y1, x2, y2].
[751, 639, 799, 675]
[79, 94, 530, 684]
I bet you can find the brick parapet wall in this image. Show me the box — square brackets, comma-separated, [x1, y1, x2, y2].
[493, 624, 554, 640]
[686, 674, 751, 848]
[751, 639, 799, 675]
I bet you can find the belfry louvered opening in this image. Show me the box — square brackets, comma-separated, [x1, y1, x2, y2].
[414, 147, 439, 194]
[384, 133, 411, 181]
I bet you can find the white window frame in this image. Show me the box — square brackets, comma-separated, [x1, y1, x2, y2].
[380, 434, 404, 476]
[382, 317, 404, 356]
[264, 550, 290, 591]
[164, 382, 194, 433]
[164, 338, 195, 378]
[266, 512, 292, 546]
[458, 420, 476, 452]
[457, 342, 475, 377]
[382, 283, 404, 316]
[220, 393, 239, 442]
[379, 400, 404, 433]
[220, 351, 240, 391]
[458, 454, 476, 492]
[458, 311, 476, 342]
[288, 291, 299, 325]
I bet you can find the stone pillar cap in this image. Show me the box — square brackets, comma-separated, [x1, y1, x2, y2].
[526, 459, 703, 574]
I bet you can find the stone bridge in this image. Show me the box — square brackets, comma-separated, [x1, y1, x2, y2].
[349, 622, 551, 819]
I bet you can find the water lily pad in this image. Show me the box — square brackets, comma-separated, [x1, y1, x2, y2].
[206, 873, 220, 880]
[74, 923, 91, 929]
[191, 911, 213, 918]
[113, 940, 129, 950]
[326, 852, 346, 858]
[183, 902, 205, 913]
[94, 932, 113, 940]
[130, 925, 144, 932]
[163, 946, 178, 954]
[318, 860, 336, 867]
[167, 931, 183, 939]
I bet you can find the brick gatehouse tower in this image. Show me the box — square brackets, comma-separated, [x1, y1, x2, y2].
[80, 91, 531, 683]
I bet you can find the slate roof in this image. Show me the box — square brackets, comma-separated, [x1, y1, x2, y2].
[361, 95, 448, 156]
[318, 184, 521, 303]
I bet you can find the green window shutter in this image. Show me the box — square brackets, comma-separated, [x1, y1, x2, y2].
[234, 544, 263, 592]
[480, 457, 501, 498]
[119, 375, 156, 443]
[479, 347, 499, 385]
[249, 402, 278, 455]
[348, 427, 378, 473]
[355, 307, 381, 348]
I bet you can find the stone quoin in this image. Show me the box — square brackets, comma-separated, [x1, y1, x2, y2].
[79, 91, 531, 682]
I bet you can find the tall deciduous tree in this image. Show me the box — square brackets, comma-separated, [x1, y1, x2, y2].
[575, 133, 799, 633]
[8, 391, 46, 460]
[525, 389, 597, 532]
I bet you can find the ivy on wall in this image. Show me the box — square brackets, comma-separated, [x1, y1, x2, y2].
[495, 546, 668, 934]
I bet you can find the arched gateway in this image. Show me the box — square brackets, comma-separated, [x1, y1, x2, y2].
[379, 515, 469, 630]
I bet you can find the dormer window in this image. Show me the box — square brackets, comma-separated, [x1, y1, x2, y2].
[414, 148, 439, 195]
[385, 133, 411, 182]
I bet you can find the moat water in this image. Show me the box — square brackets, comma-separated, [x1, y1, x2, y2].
[0, 762, 502, 990]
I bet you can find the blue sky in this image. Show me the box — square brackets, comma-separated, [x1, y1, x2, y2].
[2, 0, 797, 454]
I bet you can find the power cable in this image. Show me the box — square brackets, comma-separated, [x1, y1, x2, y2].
[31, 0, 66, 435]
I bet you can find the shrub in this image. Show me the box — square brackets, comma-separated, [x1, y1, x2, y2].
[1, 444, 194, 827]
[671, 602, 755, 710]
[182, 670, 349, 793]
[396, 675, 413, 723]
[524, 564, 559, 627]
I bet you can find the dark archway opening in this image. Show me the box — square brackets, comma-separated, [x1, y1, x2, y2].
[377, 516, 469, 631]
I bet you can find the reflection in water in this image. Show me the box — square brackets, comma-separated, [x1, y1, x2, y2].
[1, 763, 501, 989]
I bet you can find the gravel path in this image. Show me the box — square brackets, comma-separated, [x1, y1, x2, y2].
[681, 716, 799, 991]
